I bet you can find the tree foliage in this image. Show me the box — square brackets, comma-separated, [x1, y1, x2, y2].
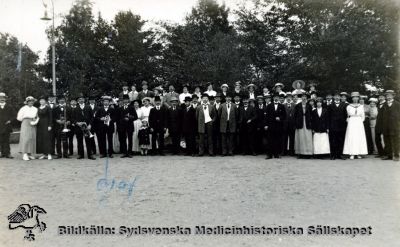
[0, 33, 47, 109]
[8, 0, 399, 101]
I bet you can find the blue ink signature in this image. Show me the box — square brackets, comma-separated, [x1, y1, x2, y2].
[96, 158, 139, 206]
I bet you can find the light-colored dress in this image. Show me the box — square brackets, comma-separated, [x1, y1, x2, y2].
[17, 105, 38, 154]
[343, 104, 368, 155]
[295, 104, 313, 155]
[132, 108, 143, 152]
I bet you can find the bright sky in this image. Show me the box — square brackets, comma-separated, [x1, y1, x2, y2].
[0, 0, 242, 58]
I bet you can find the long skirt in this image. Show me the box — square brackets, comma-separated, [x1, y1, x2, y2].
[370, 126, 377, 153]
[36, 120, 51, 154]
[295, 127, 313, 155]
[313, 132, 330, 154]
[19, 118, 36, 154]
[343, 117, 368, 155]
[132, 119, 142, 152]
[113, 123, 120, 153]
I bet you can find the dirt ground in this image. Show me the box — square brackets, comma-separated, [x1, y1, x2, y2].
[0, 144, 399, 247]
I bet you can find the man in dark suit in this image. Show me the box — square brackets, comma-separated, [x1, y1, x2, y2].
[68, 98, 78, 156]
[149, 96, 168, 155]
[182, 96, 197, 156]
[87, 95, 99, 155]
[212, 93, 222, 155]
[53, 95, 71, 159]
[382, 90, 400, 161]
[375, 93, 387, 157]
[96, 96, 116, 158]
[117, 95, 138, 158]
[233, 93, 242, 153]
[167, 96, 182, 155]
[219, 94, 238, 156]
[284, 93, 296, 156]
[196, 94, 217, 156]
[238, 97, 257, 155]
[265, 93, 286, 159]
[48, 96, 57, 156]
[327, 92, 348, 160]
[255, 95, 267, 154]
[73, 95, 96, 160]
[0, 92, 13, 158]
[137, 81, 155, 102]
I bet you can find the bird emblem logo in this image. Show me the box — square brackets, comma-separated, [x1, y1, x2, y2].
[7, 204, 47, 241]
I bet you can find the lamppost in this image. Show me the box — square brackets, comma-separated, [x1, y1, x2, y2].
[41, 0, 56, 96]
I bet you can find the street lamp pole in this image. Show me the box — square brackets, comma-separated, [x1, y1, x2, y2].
[41, 0, 56, 96]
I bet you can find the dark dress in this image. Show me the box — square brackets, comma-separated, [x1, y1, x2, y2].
[138, 127, 151, 148]
[36, 105, 53, 154]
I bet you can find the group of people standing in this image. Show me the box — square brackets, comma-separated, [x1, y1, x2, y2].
[0, 79, 399, 162]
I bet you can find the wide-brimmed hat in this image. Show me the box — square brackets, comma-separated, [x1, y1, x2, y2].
[142, 97, 151, 103]
[24, 96, 36, 104]
[340, 92, 348, 96]
[0, 92, 7, 99]
[141, 80, 148, 86]
[256, 95, 264, 100]
[220, 84, 229, 89]
[292, 80, 305, 90]
[102, 95, 112, 101]
[26, 96, 36, 101]
[350, 92, 360, 98]
[369, 98, 378, 103]
[122, 94, 130, 100]
[246, 83, 257, 90]
[234, 81, 241, 87]
[170, 96, 179, 102]
[385, 90, 396, 95]
[273, 82, 284, 89]
[184, 96, 192, 102]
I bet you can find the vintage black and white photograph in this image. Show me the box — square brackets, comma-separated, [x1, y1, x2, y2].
[0, 0, 399, 246]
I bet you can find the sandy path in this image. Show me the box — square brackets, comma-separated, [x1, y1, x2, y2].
[0, 144, 399, 246]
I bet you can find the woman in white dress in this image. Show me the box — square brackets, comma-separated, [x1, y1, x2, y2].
[343, 92, 368, 159]
[132, 100, 143, 153]
[17, 96, 39, 161]
[140, 97, 153, 150]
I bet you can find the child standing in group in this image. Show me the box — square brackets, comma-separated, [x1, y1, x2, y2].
[138, 119, 151, 156]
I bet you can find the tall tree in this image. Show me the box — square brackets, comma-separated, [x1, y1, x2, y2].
[0, 33, 46, 108]
[161, 0, 247, 89]
[111, 11, 162, 90]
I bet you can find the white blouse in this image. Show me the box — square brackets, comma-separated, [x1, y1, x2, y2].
[17, 105, 38, 121]
[346, 104, 365, 121]
[140, 106, 153, 121]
